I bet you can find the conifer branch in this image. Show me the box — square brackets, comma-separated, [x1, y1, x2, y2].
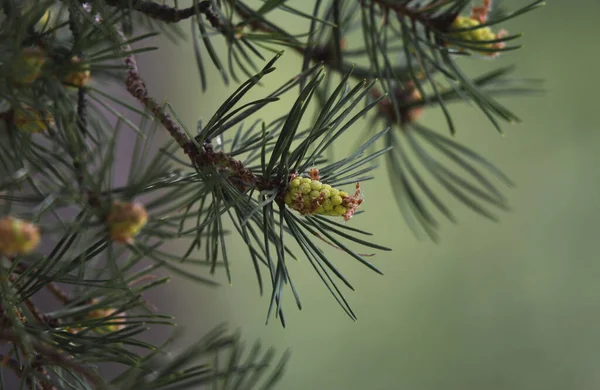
[118, 30, 265, 194]
[0, 330, 105, 388]
[119, 30, 190, 148]
[104, 0, 222, 27]
[0, 0, 543, 387]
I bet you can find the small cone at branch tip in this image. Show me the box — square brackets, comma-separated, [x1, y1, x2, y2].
[405, 87, 424, 123]
[396, 84, 424, 124]
[66, 299, 127, 334]
[106, 201, 148, 244]
[375, 84, 424, 124]
[284, 169, 364, 221]
[12, 106, 55, 133]
[0, 217, 41, 256]
[11, 47, 46, 85]
[65, 326, 83, 334]
[450, 14, 507, 57]
[61, 56, 91, 88]
[87, 304, 127, 333]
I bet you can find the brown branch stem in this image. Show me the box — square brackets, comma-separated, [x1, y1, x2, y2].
[44, 282, 70, 305]
[103, 0, 221, 27]
[119, 30, 189, 148]
[116, 1, 435, 191]
[118, 30, 266, 192]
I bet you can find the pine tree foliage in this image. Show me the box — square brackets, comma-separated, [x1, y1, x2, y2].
[0, 0, 543, 388]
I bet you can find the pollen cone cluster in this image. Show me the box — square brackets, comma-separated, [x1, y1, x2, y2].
[62, 56, 91, 88]
[12, 106, 54, 133]
[87, 305, 127, 333]
[451, 16, 506, 56]
[0, 217, 40, 256]
[284, 176, 363, 221]
[12, 47, 46, 85]
[106, 201, 148, 244]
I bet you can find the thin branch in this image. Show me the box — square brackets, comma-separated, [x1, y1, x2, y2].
[119, 29, 190, 148]
[104, 0, 222, 27]
[0, 329, 104, 388]
[44, 283, 70, 305]
[118, 30, 265, 192]
[370, 0, 457, 32]
[23, 298, 45, 325]
[0, 354, 57, 390]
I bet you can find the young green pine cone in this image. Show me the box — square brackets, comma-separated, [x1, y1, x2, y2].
[87, 305, 126, 333]
[12, 106, 55, 133]
[61, 56, 91, 88]
[11, 47, 46, 85]
[66, 299, 127, 334]
[284, 174, 363, 221]
[451, 16, 506, 57]
[0, 217, 41, 256]
[106, 201, 148, 244]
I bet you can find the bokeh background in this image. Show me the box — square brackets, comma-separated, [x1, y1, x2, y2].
[138, 1, 600, 389]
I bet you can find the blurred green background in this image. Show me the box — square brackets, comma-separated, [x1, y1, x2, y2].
[140, 1, 600, 389]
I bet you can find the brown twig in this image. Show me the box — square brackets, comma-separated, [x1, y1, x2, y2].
[226, 0, 428, 123]
[45, 282, 70, 305]
[370, 0, 457, 31]
[104, 0, 221, 27]
[23, 298, 45, 324]
[22, 298, 60, 329]
[119, 29, 189, 148]
[118, 30, 268, 193]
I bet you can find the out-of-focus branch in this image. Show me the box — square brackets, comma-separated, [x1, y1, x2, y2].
[0, 329, 104, 388]
[103, 0, 222, 27]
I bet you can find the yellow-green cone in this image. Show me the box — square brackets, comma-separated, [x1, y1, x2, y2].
[0, 217, 41, 256]
[451, 16, 506, 57]
[11, 48, 46, 85]
[106, 201, 148, 244]
[284, 175, 363, 221]
[12, 106, 54, 133]
[62, 56, 91, 88]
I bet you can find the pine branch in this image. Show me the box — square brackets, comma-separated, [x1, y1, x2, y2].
[104, 0, 220, 26]
[118, 30, 264, 193]
[119, 30, 190, 148]
[0, 0, 545, 387]
[0, 329, 104, 388]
